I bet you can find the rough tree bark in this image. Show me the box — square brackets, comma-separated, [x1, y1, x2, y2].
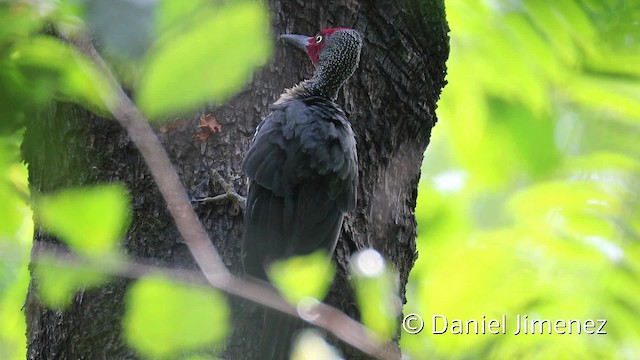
[23, 1, 448, 359]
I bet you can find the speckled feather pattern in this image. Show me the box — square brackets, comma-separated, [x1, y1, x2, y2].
[276, 29, 362, 102]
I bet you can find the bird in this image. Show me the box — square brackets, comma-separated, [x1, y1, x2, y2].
[241, 28, 362, 359]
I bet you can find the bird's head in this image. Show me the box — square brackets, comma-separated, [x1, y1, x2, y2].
[281, 28, 362, 65]
[280, 28, 362, 99]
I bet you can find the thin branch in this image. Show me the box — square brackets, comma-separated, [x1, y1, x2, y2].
[65, 33, 398, 360]
[72, 33, 230, 287]
[28, 242, 397, 359]
[31, 242, 209, 287]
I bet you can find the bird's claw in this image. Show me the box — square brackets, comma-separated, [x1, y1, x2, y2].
[190, 170, 246, 214]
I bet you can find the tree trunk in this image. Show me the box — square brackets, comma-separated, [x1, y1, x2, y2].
[23, 1, 448, 359]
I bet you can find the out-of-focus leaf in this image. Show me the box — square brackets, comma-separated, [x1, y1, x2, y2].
[524, 0, 578, 65]
[405, 0, 640, 358]
[156, 0, 207, 33]
[0, 72, 29, 134]
[179, 354, 220, 360]
[493, 100, 560, 174]
[0, 2, 43, 43]
[10, 37, 117, 110]
[350, 249, 399, 340]
[34, 257, 109, 308]
[509, 180, 621, 223]
[36, 184, 131, 256]
[588, 53, 640, 77]
[181, 356, 219, 360]
[0, 266, 29, 360]
[597, 1, 640, 56]
[49, 0, 86, 38]
[268, 251, 335, 305]
[443, 97, 560, 187]
[123, 276, 229, 358]
[137, 2, 272, 118]
[567, 74, 640, 118]
[290, 329, 342, 360]
[0, 129, 31, 360]
[0, 133, 30, 240]
[552, 0, 596, 47]
[84, 0, 154, 58]
[565, 152, 640, 174]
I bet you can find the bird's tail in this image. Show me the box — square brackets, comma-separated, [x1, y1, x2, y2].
[259, 308, 306, 360]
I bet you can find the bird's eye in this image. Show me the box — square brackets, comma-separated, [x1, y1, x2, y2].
[315, 35, 323, 43]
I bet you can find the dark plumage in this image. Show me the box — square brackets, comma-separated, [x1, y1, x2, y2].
[243, 28, 361, 280]
[243, 96, 357, 277]
[242, 28, 362, 359]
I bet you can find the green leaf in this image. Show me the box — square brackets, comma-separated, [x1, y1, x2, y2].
[0, 3, 44, 43]
[268, 251, 335, 305]
[156, 0, 207, 33]
[0, 266, 30, 360]
[36, 184, 131, 256]
[124, 276, 230, 358]
[567, 74, 640, 118]
[137, 2, 272, 118]
[350, 250, 399, 340]
[508, 180, 622, 223]
[488, 98, 560, 178]
[34, 256, 109, 308]
[181, 356, 219, 360]
[290, 329, 342, 360]
[10, 36, 117, 110]
[0, 132, 30, 240]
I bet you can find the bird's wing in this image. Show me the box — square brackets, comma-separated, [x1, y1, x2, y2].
[242, 109, 290, 279]
[288, 96, 358, 212]
[243, 98, 357, 210]
[242, 110, 288, 196]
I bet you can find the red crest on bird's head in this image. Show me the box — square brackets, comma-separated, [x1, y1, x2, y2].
[306, 28, 349, 64]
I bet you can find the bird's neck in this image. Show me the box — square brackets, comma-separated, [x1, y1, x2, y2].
[275, 60, 357, 105]
[292, 63, 349, 101]
[309, 64, 348, 100]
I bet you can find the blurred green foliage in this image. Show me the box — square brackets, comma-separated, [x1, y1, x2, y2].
[269, 251, 336, 305]
[137, 1, 272, 118]
[0, 132, 31, 360]
[36, 184, 131, 256]
[124, 276, 230, 358]
[34, 256, 110, 308]
[404, 0, 640, 359]
[0, 0, 270, 358]
[350, 250, 400, 341]
[290, 329, 342, 360]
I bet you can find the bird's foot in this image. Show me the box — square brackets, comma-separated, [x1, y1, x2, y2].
[191, 169, 246, 213]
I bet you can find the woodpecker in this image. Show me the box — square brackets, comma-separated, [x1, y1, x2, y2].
[243, 28, 362, 279]
[241, 28, 362, 358]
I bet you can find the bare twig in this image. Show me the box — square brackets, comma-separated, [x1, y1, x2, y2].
[31, 242, 209, 286]
[27, 242, 397, 359]
[72, 33, 230, 287]
[65, 33, 398, 360]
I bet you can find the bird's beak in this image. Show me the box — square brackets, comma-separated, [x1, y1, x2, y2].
[279, 34, 311, 52]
